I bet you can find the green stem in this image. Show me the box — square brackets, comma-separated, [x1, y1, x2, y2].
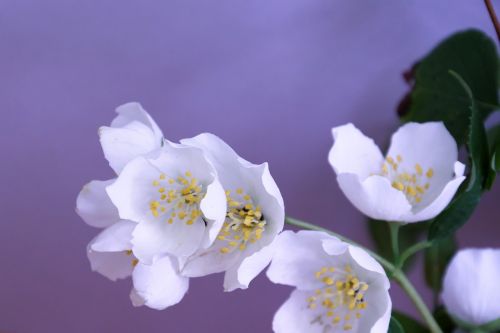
[389, 223, 401, 262]
[285, 217, 443, 333]
[397, 241, 432, 270]
[393, 270, 444, 333]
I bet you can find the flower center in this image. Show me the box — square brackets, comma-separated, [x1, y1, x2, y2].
[381, 155, 434, 205]
[307, 265, 369, 331]
[149, 171, 204, 226]
[217, 188, 266, 254]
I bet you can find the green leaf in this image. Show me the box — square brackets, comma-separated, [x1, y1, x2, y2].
[424, 236, 456, 302]
[485, 124, 500, 189]
[400, 29, 498, 144]
[428, 71, 489, 240]
[368, 219, 427, 267]
[392, 312, 428, 333]
[389, 316, 406, 333]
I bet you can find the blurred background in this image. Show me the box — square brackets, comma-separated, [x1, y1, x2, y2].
[1, 1, 498, 332]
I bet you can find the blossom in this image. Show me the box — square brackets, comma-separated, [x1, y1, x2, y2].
[77, 178, 189, 310]
[99, 102, 164, 174]
[180, 133, 285, 291]
[328, 122, 465, 223]
[442, 248, 500, 327]
[106, 140, 227, 265]
[267, 230, 391, 333]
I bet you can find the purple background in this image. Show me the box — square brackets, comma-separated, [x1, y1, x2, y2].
[1, 1, 499, 332]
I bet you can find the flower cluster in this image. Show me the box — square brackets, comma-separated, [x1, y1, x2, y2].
[77, 103, 499, 333]
[77, 102, 284, 309]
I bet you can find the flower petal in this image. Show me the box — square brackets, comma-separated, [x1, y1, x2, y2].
[87, 220, 136, 281]
[336, 173, 412, 221]
[87, 250, 135, 281]
[132, 256, 189, 310]
[360, 277, 392, 333]
[89, 220, 135, 252]
[242, 162, 285, 247]
[273, 289, 325, 333]
[180, 133, 243, 188]
[346, 245, 388, 284]
[329, 123, 384, 180]
[403, 161, 465, 223]
[111, 102, 163, 139]
[76, 179, 119, 228]
[106, 157, 159, 223]
[129, 288, 145, 307]
[131, 216, 206, 264]
[442, 248, 500, 326]
[266, 230, 339, 290]
[198, 179, 227, 249]
[99, 103, 163, 174]
[223, 241, 276, 292]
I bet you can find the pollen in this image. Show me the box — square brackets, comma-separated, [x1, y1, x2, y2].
[308, 265, 369, 331]
[148, 171, 205, 226]
[381, 154, 433, 206]
[216, 188, 266, 255]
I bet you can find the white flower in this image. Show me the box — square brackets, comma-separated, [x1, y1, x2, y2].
[267, 231, 391, 333]
[328, 122, 465, 223]
[99, 102, 164, 174]
[180, 133, 285, 291]
[442, 248, 500, 327]
[77, 179, 189, 310]
[106, 140, 227, 265]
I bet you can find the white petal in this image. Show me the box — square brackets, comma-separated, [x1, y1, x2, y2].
[336, 174, 412, 221]
[111, 102, 163, 140]
[370, 295, 392, 333]
[442, 248, 500, 326]
[131, 216, 205, 264]
[386, 122, 459, 208]
[76, 179, 119, 228]
[402, 162, 466, 223]
[89, 220, 135, 252]
[106, 157, 160, 223]
[346, 245, 388, 285]
[99, 103, 163, 174]
[242, 162, 285, 246]
[132, 256, 189, 310]
[199, 179, 227, 249]
[223, 241, 276, 292]
[129, 288, 145, 307]
[329, 123, 384, 179]
[346, 245, 392, 333]
[180, 133, 243, 188]
[267, 231, 339, 290]
[87, 250, 135, 281]
[86, 220, 136, 281]
[361, 277, 392, 333]
[273, 289, 324, 333]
